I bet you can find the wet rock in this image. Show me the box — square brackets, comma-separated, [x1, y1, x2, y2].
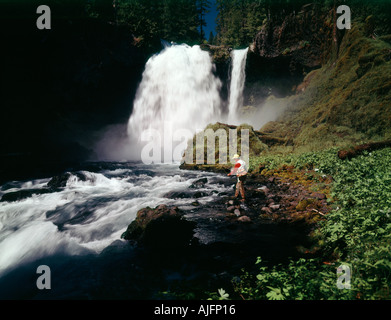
[121, 204, 196, 249]
[163, 190, 194, 199]
[269, 204, 280, 211]
[189, 178, 208, 189]
[218, 192, 229, 196]
[47, 171, 90, 190]
[47, 172, 72, 189]
[227, 206, 236, 212]
[0, 188, 52, 202]
[193, 191, 209, 198]
[238, 216, 251, 223]
[234, 209, 241, 216]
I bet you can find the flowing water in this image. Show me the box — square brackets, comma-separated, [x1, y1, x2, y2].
[0, 163, 231, 276]
[127, 44, 223, 162]
[0, 162, 238, 298]
[227, 48, 249, 124]
[0, 44, 305, 299]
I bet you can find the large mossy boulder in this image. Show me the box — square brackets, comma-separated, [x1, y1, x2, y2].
[180, 122, 269, 168]
[121, 204, 196, 249]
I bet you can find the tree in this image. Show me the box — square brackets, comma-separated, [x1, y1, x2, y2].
[197, 0, 211, 41]
[215, 0, 266, 47]
[108, 0, 201, 46]
[208, 31, 215, 44]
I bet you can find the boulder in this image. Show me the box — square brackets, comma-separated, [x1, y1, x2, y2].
[269, 204, 280, 211]
[121, 204, 196, 249]
[189, 178, 208, 189]
[234, 209, 241, 216]
[193, 191, 209, 198]
[46, 171, 90, 190]
[163, 190, 194, 199]
[47, 172, 72, 189]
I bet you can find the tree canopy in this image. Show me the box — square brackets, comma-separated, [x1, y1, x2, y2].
[214, 0, 391, 48]
[86, 0, 204, 47]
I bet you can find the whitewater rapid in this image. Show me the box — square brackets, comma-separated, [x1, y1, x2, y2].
[0, 163, 231, 278]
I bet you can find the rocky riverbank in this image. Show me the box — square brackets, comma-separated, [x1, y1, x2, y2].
[0, 161, 331, 299]
[120, 165, 331, 298]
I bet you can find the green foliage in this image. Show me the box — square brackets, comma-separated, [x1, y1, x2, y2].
[215, 0, 267, 48]
[320, 148, 391, 299]
[86, 0, 202, 47]
[230, 147, 391, 300]
[197, 0, 212, 41]
[208, 31, 215, 44]
[258, 21, 391, 150]
[215, 0, 391, 48]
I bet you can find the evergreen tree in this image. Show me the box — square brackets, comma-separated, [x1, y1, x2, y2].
[208, 31, 215, 44]
[197, 0, 211, 41]
[216, 0, 266, 48]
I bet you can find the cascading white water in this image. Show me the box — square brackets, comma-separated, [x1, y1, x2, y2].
[0, 164, 233, 278]
[227, 48, 249, 124]
[127, 44, 222, 162]
[97, 44, 251, 162]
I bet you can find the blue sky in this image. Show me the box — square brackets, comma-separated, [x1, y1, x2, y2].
[204, 2, 218, 37]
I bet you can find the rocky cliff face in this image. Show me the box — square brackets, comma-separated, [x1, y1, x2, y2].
[256, 21, 391, 151]
[244, 3, 344, 105]
[250, 3, 342, 72]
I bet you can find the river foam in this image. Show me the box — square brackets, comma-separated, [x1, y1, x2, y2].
[0, 163, 231, 277]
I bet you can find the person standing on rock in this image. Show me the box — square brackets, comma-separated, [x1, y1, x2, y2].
[227, 154, 248, 202]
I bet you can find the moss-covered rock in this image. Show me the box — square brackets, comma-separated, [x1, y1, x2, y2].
[258, 23, 391, 153]
[180, 122, 269, 171]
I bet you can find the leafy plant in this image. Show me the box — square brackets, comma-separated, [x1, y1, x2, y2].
[228, 147, 391, 300]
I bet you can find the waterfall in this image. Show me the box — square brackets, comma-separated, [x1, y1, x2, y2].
[103, 44, 250, 163]
[227, 48, 249, 124]
[127, 44, 222, 162]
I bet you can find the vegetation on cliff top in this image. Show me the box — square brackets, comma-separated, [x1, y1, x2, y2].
[214, 0, 391, 49]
